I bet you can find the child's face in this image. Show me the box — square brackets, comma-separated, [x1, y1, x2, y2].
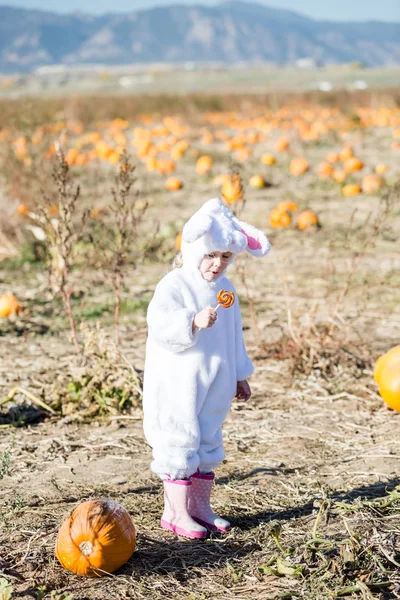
[199, 251, 232, 281]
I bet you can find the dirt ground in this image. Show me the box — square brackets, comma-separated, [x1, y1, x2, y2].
[1, 102, 400, 599]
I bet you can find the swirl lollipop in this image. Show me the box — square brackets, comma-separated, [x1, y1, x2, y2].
[216, 289, 235, 310]
[194, 289, 235, 336]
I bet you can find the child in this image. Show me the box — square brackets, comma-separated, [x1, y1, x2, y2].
[143, 198, 270, 539]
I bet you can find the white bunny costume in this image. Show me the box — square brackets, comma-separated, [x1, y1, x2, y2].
[143, 198, 270, 480]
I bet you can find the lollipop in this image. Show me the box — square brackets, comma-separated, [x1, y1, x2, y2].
[194, 289, 235, 336]
[216, 289, 235, 310]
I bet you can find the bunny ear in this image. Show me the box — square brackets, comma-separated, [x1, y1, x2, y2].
[182, 214, 213, 243]
[238, 220, 271, 257]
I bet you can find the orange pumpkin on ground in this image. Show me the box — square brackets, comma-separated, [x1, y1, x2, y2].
[289, 157, 309, 177]
[326, 152, 340, 164]
[344, 157, 364, 173]
[165, 176, 183, 191]
[332, 169, 347, 183]
[374, 346, 400, 411]
[276, 201, 298, 214]
[361, 174, 384, 194]
[55, 499, 136, 577]
[375, 164, 388, 174]
[260, 153, 276, 166]
[175, 232, 182, 251]
[296, 210, 319, 231]
[339, 147, 354, 161]
[342, 184, 361, 197]
[248, 175, 266, 189]
[0, 293, 20, 318]
[317, 162, 334, 179]
[269, 207, 291, 228]
[16, 203, 29, 216]
[221, 174, 243, 204]
[195, 155, 213, 175]
[275, 137, 290, 152]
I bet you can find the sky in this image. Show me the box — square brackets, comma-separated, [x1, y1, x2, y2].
[2, 0, 400, 22]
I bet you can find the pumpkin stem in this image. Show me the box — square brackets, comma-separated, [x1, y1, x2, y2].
[79, 541, 93, 556]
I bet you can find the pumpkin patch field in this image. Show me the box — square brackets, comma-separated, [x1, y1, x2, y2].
[0, 90, 400, 600]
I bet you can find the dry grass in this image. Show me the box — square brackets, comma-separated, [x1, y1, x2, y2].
[0, 90, 400, 599]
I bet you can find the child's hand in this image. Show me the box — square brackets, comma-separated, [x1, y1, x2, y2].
[235, 380, 251, 401]
[193, 306, 217, 329]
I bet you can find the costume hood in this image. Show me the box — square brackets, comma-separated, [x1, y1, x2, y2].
[180, 198, 271, 274]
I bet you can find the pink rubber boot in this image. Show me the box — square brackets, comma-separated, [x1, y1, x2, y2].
[161, 479, 208, 539]
[188, 471, 231, 532]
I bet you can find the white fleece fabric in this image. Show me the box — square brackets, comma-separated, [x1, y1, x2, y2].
[143, 267, 254, 480]
[143, 197, 270, 480]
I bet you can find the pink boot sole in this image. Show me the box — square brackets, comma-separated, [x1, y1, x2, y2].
[161, 519, 208, 539]
[192, 516, 231, 532]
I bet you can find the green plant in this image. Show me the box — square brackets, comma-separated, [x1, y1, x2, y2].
[0, 578, 13, 600]
[0, 446, 12, 479]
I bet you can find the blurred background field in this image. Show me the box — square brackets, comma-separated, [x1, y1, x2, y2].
[2, 64, 400, 97]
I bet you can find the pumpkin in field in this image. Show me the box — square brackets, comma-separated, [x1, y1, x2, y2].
[361, 174, 384, 194]
[289, 157, 309, 177]
[375, 164, 388, 174]
[339, 147, 354, 161]
[276, 201, 298, 214]
[296, 210, 319, 231]
[332, 169, 347, 183]
[344, 157, 364, 173]
[0, 293, 20, 318]
[221, 174, 243, 204]
[317, 162, 334, 179]
[275, 137, 289, 152]
[260, 153, 276, 166]
[342, 184, 361, 197]
[165, 176, 183, 191]
[175, 232, 182, 251]
[195, 155, 213, 175]
[248, 175, 266, 189]
[374, 346, 400, 411]
[269, 207, 291, 228]
[55, 499, 136, 577]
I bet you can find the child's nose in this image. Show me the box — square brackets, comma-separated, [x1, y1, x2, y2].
[213, 256, 222, 266]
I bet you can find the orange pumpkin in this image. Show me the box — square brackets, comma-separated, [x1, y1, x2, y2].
[175, 232, 182, 251]
[326, 152, 340, 164]
[289, 157, 309, 177]
[342, 184, 361, 197]
[296, 210, 319, 231]
[276, 201, 298, 213]
[317, 162, 334, 179]
[16, 203, 29, 216]
[0, 293, 20, 318]
[269, 207, 291, 228]
[248, 175, 266, 189]
[165, 176, 183, 191]
[344, 157, 364, 173]
[55, 499, 136, 577]
[221, 174, 243, 204]
[361, 174, 384, 194]
[260, 153, 276, 166]
[275, 137, 289, 152]
[374, 346, 400, 411]
[375, 164, 388, 174]
[339, 147, 354, 161]
[196, 155, 213, 175]
[65, 148, 79, 166]
[332, 169, 347, 183]
[374, 346, 400, 385]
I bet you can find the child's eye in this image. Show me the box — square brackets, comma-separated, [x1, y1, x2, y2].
[208, 253, 215, 258]
[222, 255, 230, 260]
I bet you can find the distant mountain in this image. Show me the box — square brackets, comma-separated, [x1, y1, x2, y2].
[1, 1, 400, 73]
